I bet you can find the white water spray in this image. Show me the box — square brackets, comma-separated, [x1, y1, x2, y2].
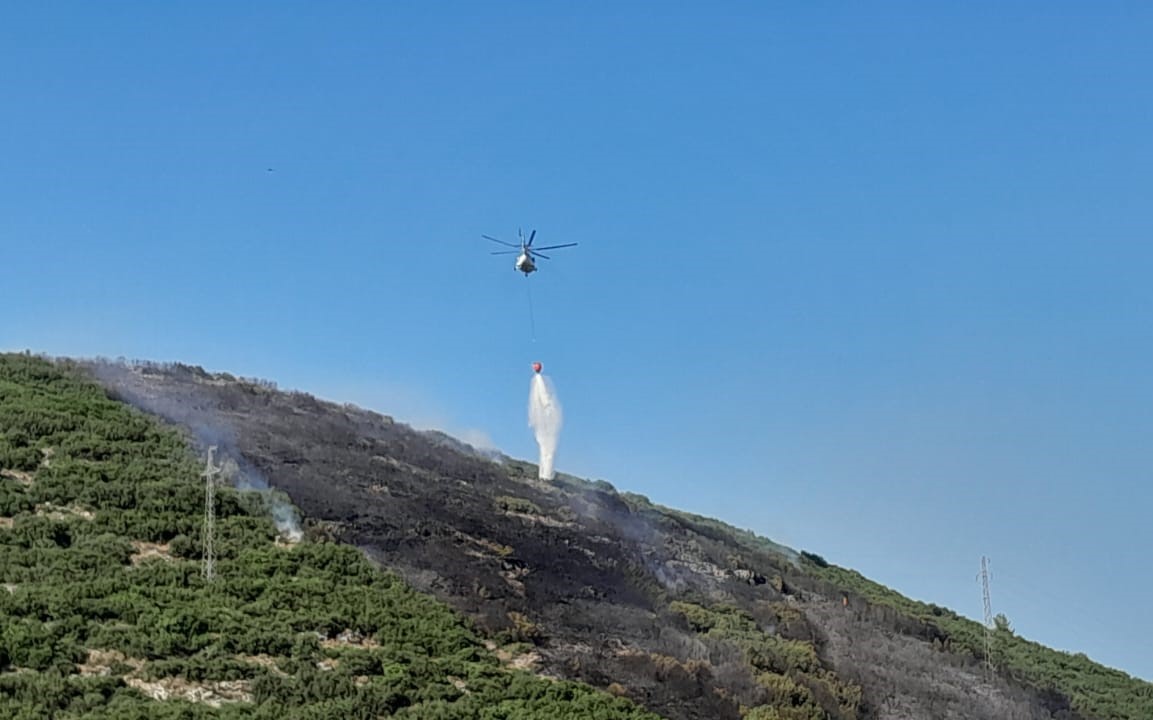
[528, 372, 563, 480]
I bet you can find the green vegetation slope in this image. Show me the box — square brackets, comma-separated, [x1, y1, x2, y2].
[0, 353, 659, 719]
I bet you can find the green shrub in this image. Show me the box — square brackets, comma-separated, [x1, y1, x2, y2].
[799, 551, 828, 568]
[495, 495, 542, 515]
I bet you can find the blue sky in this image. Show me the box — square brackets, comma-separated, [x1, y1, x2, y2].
[3, 3, 1152, 681]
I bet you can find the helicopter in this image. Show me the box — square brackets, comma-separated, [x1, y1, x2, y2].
[483, 228, 577, 276]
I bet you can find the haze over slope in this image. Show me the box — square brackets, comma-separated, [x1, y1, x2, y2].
[78, 356, 1153, 720]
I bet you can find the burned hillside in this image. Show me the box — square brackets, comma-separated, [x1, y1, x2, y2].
[79, 358, 1125, 720]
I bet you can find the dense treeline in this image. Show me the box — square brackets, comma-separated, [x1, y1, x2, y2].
[804, 558, 1153, 720]
[0, 353, 659, 719]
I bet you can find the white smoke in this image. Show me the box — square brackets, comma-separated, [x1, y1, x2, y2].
[220, 455, 303, 542]
[268, 501, 304, 543]
[528, 373, 563, 480]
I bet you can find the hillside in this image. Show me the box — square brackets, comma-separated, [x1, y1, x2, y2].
[78, 355, 1153, 720]
[0, 353, 659, 719]
[3, 353, 1151, 719]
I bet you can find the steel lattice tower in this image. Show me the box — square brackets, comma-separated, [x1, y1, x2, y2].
[202, 446, 221, 582]
[979, 555, 994, 678]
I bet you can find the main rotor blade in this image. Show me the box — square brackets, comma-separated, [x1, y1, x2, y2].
[528, 229, 536, 246]
[490, 250, 519, 255]
[482, 234, 520, 248]
[528, 250, 551, 260]
[531, 243, 578, 251]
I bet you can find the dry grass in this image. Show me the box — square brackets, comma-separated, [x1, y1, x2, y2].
[76, 649, 144, 676]
[319, 629, 379, 650]
[126, 677, 253, 706]
[34, 502, 94, 521]
[129, 540, 174, 565]
[1, 469, 34, 486]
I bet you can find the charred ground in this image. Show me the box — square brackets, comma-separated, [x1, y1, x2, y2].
[81, 358, 1148, 720]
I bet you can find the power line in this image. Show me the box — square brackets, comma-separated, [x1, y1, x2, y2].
[202, 446, 221, 582]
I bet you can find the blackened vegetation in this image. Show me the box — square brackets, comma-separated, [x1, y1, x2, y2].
[81, 359, 1141, 720]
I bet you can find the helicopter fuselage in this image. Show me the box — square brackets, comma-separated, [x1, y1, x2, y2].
[515, 253, 536, 275]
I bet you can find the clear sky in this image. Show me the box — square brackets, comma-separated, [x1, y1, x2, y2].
[3, 2, 1151, 681]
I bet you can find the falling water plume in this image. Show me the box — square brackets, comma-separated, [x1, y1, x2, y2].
[528, 371, 563, 480]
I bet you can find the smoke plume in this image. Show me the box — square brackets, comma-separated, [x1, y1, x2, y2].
[81, 358, 304, 542]
[220, 456, 303, 542]
[528, 373, 563, 480]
